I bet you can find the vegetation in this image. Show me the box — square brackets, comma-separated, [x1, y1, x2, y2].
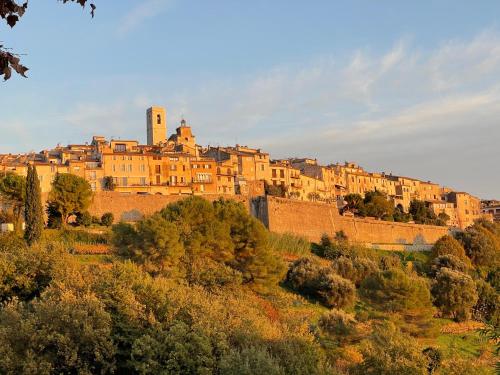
[0, 172, 25, 230]
[24, 165, 44, 245]
[0, 197, 497, 373]
[47, 173, 93, 227]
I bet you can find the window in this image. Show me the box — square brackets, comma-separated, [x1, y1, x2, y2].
[280, 170, 284, 178]
[127, 165, 132, 172]
[170, 165, 177, 171]
[260, 164, 264, 171]
[90, 182, 97, 191]
[128, 156, 132, 161]
[121, 177, 128, 186]
[121, 165, 125, 172]
[112, 165, 116, 172]
[74, 166, 80, 172]
[157, 114, 162, 124]
[272, 169, 277, 178]
[170, 176, 177, 185]
[155, 165, 161, 174]
[156, 175, 161, 184]
[196, 173, 211, 182]
[115, 144, 126, 152]
[182, 165, 186, 172]
[89, 171, 96, 180]
[140, 165, 145, 172]
[140, 177, 146, 186]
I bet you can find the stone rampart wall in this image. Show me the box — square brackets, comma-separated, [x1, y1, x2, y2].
[253, 196, 448, 249]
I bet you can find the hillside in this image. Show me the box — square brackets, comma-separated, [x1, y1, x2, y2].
[0, 197, 498, 374]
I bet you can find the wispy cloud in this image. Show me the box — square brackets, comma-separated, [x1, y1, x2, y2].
[61, 30, 500, 197]
[117, 0, 175, 36]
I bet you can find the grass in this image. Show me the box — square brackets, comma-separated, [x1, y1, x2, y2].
[74, 254, 113, 265]
[267, 232, 312, 258]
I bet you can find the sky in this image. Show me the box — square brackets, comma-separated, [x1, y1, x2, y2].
[1, 0, 499, 198]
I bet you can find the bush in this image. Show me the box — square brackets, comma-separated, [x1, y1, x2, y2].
[455, 225, 500, 267]
[331, 256, 379, 287]
[431, 268, 478, 322]
[318, 309, 358, 344]
[75, 211, 92, 227]
[472, 279, 499, 324]
[352, 323, 427, 375]
[101, 212, 114, 227]
[219, 346, 284, 375]
[360, 268, 433, 313]
[430, 235, 468, 263]
[286, 258, 356, 309]
[379, 254, 402, 270]
[317, 270, 356, 309]
[429, 254, 469, 278]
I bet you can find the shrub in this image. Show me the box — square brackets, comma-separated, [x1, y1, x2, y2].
[430, 235, 468, 263]
[219, 346, 284, 375]
[455, 225, 500, 267]
[379, 254, 402, 270]
[472, 279, 499, 324]
[352, 323, 427, 375]
[101, 212, 114, 227]
[75, 211, 92, 227]
[431, 268, 478, 322]
[331, 256, 379, 287]
[360, 269, 433, 313]
[285, 258, 355, 309]
[429, 254, 468, 278]
[318, 309, 358, 344]
[317, 270, 356, 309]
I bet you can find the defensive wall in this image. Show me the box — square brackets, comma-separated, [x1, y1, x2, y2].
[38, 192, 448, 250]
[251, 196, 449, 250]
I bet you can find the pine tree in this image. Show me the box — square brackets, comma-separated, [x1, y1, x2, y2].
[24, 165, 44, 245]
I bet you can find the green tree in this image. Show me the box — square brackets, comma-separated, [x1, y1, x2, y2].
[286, 257, 355, 308]
[47, 173, 93, 227]
[363, 190, 394, 220]
[472, 279, 499, 325]
[130, 321, 216, 375]
[430, 235, 469, 263]
[0, 286, 115, 374]
[360, 268, 433, 313]
[331, 256, 379, 287]
[219, 346, 285, 375]
[431, 268, 478, 322]
[409, 200, 438, 225]
[352, 323, 427, 375]
[429, 254, 469, 278]
[75, 210, 92, 227]
[0, 172, 25, 230]
[455, 224, 500, 267]
[112, 215, 184, 275]
[343, 193, 364, 214]
[101, 212, 114, 227]
[24, 165, 44, 245]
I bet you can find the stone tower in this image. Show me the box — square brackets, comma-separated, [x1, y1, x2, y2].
[146, 106, 167, 145]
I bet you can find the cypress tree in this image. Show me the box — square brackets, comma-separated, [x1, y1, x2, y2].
[24, 164, 44, 245]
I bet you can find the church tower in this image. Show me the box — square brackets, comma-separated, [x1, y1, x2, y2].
[146, 106, 167, 145]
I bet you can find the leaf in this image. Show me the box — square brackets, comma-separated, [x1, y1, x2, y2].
[6, 14, 18, 28]
[3, 66, 12, 81]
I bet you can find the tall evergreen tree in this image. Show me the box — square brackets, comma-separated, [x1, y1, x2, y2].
[24, 165, 44, 245]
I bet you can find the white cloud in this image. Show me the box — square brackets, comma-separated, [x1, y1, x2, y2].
[117, 0, 175, 36]
[59, 31, 500, 197]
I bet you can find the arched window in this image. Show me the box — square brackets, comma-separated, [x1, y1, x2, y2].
[157, 114, 161, 125]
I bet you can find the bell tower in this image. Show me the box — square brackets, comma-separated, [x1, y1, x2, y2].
[146, 106, 167, 145]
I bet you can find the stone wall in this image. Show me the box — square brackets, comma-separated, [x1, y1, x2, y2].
[252, 196, 449, 250]
[88, 192, 248, 222]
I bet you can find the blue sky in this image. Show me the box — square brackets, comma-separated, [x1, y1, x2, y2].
[1, 0, 499, 198]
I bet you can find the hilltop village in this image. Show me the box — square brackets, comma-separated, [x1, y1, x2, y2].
[0, 106, 485, 229]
